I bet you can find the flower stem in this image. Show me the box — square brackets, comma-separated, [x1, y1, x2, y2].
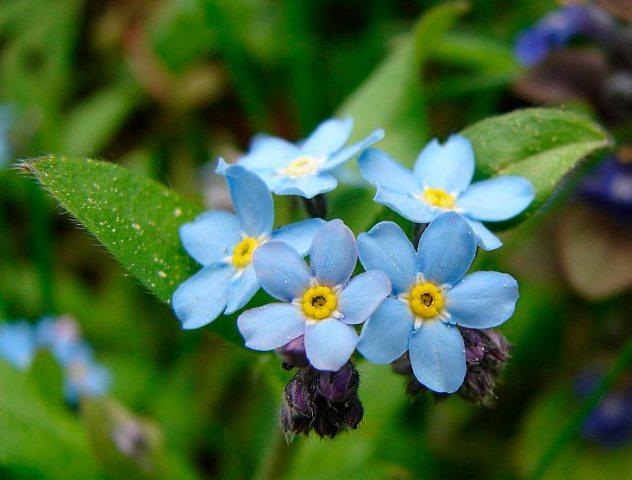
[528, 335, 632, 479]
[301, 194, 328, 219]
[254, 428, 298, 480]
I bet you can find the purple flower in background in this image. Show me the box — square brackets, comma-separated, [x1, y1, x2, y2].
[581, 155, 632, 217]
[515, 5, 591, 66]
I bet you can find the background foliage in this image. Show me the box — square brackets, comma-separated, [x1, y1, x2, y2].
[1, 1, 630, 479]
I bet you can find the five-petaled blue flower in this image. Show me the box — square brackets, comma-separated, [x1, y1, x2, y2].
[514, 5, 591, 66]
[173, 163, 324, 329]
[237, 219, 391, 371]
[0, 320, 36, 370]
[236, 117, 384, 198]
[358, 134, 535, 250]
[356, 213, 519, 393]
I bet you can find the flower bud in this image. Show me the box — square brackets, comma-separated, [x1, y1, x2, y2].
[275, 335, 309, 370]
[458, 327, 512, 406]
[317, 362, 359, 402]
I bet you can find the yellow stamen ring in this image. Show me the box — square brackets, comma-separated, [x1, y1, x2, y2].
[231, 237, 259, 268]
[409, 282, 444, 319]
[281, 156, 322, 178]
[421, 187, 456, 209]
[302, 285, 337, 320]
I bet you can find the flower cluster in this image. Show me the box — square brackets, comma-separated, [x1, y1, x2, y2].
[0, 316, 111, 404]
[174, 117, 533, 436]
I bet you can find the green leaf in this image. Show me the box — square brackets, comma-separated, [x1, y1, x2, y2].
[462, 108, 612, 224]
[23, 155, 200, 304]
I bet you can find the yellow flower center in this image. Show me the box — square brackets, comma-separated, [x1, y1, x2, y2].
[421, 187, 456, 209]
[302, 285, 337, 320]
[282, 156, 322, 178]
[231, 237, 259, 268]
[409, 282, 444, 319]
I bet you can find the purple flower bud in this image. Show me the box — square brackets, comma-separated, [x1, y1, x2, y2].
[275, 335, 308, 370]
[317, 362, 359, 402]
[280, 362, 364, 439]
[458, 327, 512, 406]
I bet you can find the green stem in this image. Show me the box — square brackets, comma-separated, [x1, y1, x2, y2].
[254, 427, 299, 480]
[528, 336, 632, 479]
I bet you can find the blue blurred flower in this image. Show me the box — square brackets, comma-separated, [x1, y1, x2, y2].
[581, 155, 632, 218]
[0, 321, 37, 370]
[356, 213, 519, 393]
[515, 5, 591, 66]
[35, 315, 81, 363]
[236, 117, 384, 198]
[60, 341, 111, 404]
[575, 370, 632, 448]
[358, 135, 534, 250]
[238, 219, 390, 371]
[173, 163, 325, 329]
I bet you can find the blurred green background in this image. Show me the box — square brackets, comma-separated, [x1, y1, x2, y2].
[1, 0, 631, 479]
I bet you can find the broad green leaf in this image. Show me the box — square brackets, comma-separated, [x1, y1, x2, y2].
[0, 361, 102, 478]
[462, 108, 611, 224]
[23, 155, 200, 304]
[21, 155, 266, 344]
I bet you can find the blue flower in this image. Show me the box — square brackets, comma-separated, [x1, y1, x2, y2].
[60, 341, 111, 404]
[356, 213, 519, 393]
[358, 135, 534, 250]
[237, 220, 391, 371]
[0, 105, 12, 168]
[236, 117, 384, 198]
[35, 315, 81, 363]
[0, 321, 36, 370]
[173, 163, 325, 329]
[581, 155, 632, 217]
[515, 5, 590, 66]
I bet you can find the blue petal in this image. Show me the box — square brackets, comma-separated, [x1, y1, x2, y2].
[357, 298, 413, 364]
[374, 187, 437, 223]
[172, 265, 234, 329]
[238, 135, 299, 170]
[179, 211, 241, 266]
[252, 242, 312, 302]
[413, 135, 475, 194]
[409, 320, 466, 393]
[304, 318, 358, 371]
[322, 129, 385, 171]
[358, 221, 418, 294]
[225, 265, 260, 314]
[0, 322, 36, 370]
[270, 218, 325, 256]
[457, 176, 535, 221]
[222, 163, 274, 237]
[299, 117, 353, 157]
[466, 219, 503, 251]
[310, 219, 357, 287]
[274, 173, 337, 198]
[446, 271, 518, 329]
[337, 271, 391, 324]
[417, 212, 476, 286]
[357, 148, 420, 194]
[238, 303, 305, 350]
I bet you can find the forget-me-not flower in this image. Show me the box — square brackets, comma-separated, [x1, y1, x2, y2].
[237, 220, 391, 371]
[59, 341, 111, 404]
[358, 135, 535, 250]
[356, 213, 519, 393]
[173, 163, 324, 329]
[0, 321, 37, 370]
[515, 5, 591, 66]
[237, 117, 384, 198]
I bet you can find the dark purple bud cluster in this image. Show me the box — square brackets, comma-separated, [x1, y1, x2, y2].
[391, 328, 511, 406]
[280, 359, 363, 440]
